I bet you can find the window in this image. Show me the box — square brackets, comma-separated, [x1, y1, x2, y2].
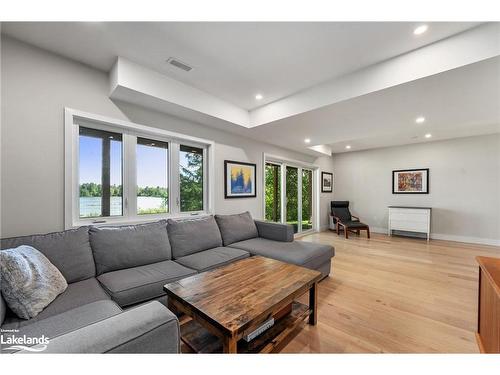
[65, 109, 214, 228]
[179, 145, 204, 212]
[79, 127, 123, 218]
[136, 138, 168, 215]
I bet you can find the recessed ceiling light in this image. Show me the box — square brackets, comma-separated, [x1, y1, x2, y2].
[255, 94, 263, 100]
[415, 116, 426, 124]
[345, 145, 351, 149]
[304, 138, 311, 144]
[413, 25, 428, 35]
[425, 133, 432, 138]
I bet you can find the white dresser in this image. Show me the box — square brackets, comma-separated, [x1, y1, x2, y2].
[388, 206, 432, 241]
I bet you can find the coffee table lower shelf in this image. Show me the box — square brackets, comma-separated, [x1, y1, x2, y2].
[180, 302, 311, 354]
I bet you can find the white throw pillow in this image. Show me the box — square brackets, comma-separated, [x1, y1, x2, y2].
[0, 245, 68, 319]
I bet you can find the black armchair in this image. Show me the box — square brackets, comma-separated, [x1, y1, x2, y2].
[330, 201, 370, 239]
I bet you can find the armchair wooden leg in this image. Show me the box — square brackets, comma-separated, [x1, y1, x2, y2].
[367, 227, 371, 239]
[336, 222, 339, 235]
[345, 227, 348, 239]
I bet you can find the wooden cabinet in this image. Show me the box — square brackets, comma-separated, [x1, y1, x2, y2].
[388, 206, 431, 241]
[476, 256, 500, 353]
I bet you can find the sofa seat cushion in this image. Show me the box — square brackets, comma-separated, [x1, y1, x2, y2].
[228, 238, 334, 271]
[89, 220, 171, 275]
[1, 278, 110, 330]
[167, 216, 223, 259]
[214, 212, 258, 246]
[340, 221, 369, 228]
[174, 247, 250, 272]
[97, 261, 197, 307]
[0, 301, 122, 346]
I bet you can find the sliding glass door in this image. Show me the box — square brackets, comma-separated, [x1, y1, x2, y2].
[286, 166, 299, 233]
[265, 161, 315, 235]
[301, 169, 313, 231]
[265, 163, 281, 223]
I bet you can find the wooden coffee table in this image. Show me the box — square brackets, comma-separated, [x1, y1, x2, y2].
[164, 256, 322, 353]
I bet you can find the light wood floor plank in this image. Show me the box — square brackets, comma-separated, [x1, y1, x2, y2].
[282, 231, 500, 353]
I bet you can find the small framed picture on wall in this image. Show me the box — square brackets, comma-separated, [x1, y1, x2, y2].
[392, 168, 429, 194]
[224, 160, 257, 198]
[321, 172, 333, 193]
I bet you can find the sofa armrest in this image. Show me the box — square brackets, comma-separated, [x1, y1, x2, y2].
[18, 301, 179, 354]
[255, 220, 294, 242]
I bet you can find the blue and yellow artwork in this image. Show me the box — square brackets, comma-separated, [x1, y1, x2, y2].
[225, 161, 256, 198]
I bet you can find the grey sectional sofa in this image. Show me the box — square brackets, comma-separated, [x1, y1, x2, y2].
[0, 212, 334, 353]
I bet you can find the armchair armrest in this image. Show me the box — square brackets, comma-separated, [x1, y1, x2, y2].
[330, 214, 341, 223]
[255, 220, 294, 242]
[351, 215, 360, 222]
[18, 301, 179, 354]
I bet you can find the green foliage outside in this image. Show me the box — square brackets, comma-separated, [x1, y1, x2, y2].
[301, 170, 313, 229]
[180, 151, 204, 212]
[264, 165, 313, 230]
[265, 164, 281, 222]
[80, 182, 122, 197]
[79, 150, 203, 215]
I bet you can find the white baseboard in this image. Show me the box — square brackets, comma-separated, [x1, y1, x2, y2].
[372, 226, 500, 247]
[370, 227, 388, 234]
[319, 224, 499, 247]
[430, 233, 500, 247]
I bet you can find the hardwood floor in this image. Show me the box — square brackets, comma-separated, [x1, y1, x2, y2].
[282, 231, 500, 353]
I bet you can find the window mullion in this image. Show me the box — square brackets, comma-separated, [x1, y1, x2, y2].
[203, 147, 208, 212]
[170, 141, 180, 215]
[124, 133, 137, 220]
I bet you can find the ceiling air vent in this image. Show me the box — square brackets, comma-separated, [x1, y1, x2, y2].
[166, 57, 192, 72]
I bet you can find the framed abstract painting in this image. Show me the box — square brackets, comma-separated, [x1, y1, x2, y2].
[321, 172, 333, 193]
[392, 168, 429, 194]
[224, 160, 257, 198]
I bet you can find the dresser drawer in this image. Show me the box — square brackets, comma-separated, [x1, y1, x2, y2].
[389, 208, 430, 216]
[390, 212, 429, 223]
[390, 220, 428, 233]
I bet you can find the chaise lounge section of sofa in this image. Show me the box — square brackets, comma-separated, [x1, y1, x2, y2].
[0, 212, 334, 353]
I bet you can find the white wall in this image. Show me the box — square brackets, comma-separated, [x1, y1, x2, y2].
[332, 134, 500, 245]
[1, 36, 334, 237]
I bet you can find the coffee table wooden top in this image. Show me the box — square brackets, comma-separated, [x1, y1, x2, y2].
[164, 256, 322, 337]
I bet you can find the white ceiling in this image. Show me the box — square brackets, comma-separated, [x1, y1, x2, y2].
[244, 56, 500, 154]
[2, 22, 499, 156]
[2, 22, 481, 110]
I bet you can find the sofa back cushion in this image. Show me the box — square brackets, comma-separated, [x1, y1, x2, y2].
[0, 226, 95, 283]
[330, 201, 352, 222]
[167, 216, 222, 258]
[215, 212, 258, 246]
[89, 220, 171, 275]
